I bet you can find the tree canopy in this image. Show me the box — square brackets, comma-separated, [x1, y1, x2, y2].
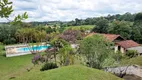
[79, 34, 114, 69]
[0, 0, 28, 24]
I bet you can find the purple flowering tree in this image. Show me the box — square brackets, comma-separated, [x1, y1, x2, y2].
[59, 29, 82, 43]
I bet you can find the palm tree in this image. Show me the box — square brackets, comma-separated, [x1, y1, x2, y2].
[58, 45, 75, 66]
[15, 28, 47, 54]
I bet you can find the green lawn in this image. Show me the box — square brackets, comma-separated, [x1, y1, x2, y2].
[121, 56, 142, 66]
[0, 44, 122, 80]
[69, 25, 95, 28]
[0, 44, 33, 80]
[15, 65, 122, 80]
[65, 25, 95, 30]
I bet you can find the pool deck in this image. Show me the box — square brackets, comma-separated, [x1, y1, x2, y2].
[5, 44, 30, 57]
[5, 43, 48, 57]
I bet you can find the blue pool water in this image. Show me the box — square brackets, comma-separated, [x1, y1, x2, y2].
[17, 45, 50, 53]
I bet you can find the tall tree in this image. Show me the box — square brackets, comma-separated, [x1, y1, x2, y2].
[79, 34, 114, 69]
[132, 12, 142, 43]
[58, 45, 75, 66]
[15, 28, 46, 54]
[108, 21, 132, 39]
[0, 24, 18, 44]
[92, 18, 109, 33]
[60, 29, 82, 43]
[75, 18, 81, 26]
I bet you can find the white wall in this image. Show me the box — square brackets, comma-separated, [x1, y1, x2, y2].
[120, 47, 125, 53]
[114, 45, 118, 53]
[114, 45, 125, 53]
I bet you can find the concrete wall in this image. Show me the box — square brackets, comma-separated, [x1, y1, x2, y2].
[6, 52, 31, 57]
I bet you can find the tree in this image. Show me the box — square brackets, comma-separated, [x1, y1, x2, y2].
[45, 36, 69, 64]
[59, 22, 68, 32]
[131, 12, 142, 43]
[92, 18, 109, 33]
[58, 45, 75, 66]
[108, 21, 132, 39]
[46, 32, 60, 42]
[134, 12, 142, 22]
[119, 12, 135, 21]
[84, 18, 95, 25]
[49, 37, 75, 66]
[79, 34, 114, 69]
[45, 27, 56, 34]
[67, 20, 75, 26]
[75, 18, 81, 26]
[15, 28, 46, 54]
[0, 0, 28, 24]
[59, 29, 82, 43]
[0, 24, 18, 44]
[15, 28, 35, 43]
[0, 0, 13, 18]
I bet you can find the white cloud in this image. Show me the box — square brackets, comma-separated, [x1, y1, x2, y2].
[0, 0, 142, 22]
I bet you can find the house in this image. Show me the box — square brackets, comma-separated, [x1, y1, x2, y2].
[87, 33, 142, 54]
[99, 33, 124, 42]
[88, 33, 125, 42]
[115, 40, 140, 53]
[115, 40, 142, 54]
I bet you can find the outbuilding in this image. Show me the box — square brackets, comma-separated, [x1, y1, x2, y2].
[115, 40, 142, 54]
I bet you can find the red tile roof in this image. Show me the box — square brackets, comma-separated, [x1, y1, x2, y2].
[87, 33, 123, 42]
[101, 34, 121, 42]
[116, 40, 139, 48]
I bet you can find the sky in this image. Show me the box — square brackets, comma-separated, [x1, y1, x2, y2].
[0, 0, 142, 22]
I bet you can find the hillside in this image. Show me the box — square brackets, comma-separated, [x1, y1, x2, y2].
[0, 44, 122, 80]
[15, 65, 122, 80]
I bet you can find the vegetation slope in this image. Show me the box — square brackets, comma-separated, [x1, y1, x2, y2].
[121, 56, 142, 66]
[15, 65, 122, 80]
[0, 44, 122, 80]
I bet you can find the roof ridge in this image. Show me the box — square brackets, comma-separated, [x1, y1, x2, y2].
[93, 32, 120, 36]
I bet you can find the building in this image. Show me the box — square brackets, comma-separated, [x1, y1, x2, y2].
[88, 32, 124, 42]
[115, 40, 141, 53]
[88, 33, 142, 54]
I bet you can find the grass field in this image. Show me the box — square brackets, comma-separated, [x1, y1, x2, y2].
[15, 65, 122, 80]
[69, 25, 95, 28]
[0, 44, 122, 80]
[65, 25, 95, 31]
[0, 44, 33, 80]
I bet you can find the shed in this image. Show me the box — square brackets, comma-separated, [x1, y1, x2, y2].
[115, 40, 140, 53]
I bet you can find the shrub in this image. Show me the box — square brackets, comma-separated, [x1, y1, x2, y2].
[126, 50, 138, 58]
[32, 54, 41, 65]
[0, 42, 3, 45]
[79, 34, 113, 69]
[3, 38, 16, 44]
[40, 63, 58, 71]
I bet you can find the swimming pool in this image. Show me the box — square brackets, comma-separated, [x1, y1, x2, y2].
[17, 45, 50, 53]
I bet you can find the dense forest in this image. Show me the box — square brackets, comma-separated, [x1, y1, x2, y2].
[0, 12, 142, 44]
